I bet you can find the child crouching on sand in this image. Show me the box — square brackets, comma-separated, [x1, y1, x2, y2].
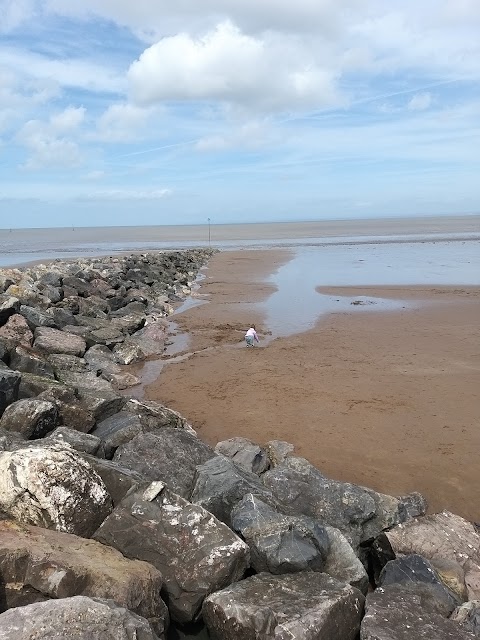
[245, 325, 259, 347]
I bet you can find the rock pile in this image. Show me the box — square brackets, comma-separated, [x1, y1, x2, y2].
[0, 252, 479, 639]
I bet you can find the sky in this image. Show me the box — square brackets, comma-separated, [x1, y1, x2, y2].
[0, 0, 479, 228]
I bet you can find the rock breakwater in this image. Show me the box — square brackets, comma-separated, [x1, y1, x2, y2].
[0, 251, 479, 639]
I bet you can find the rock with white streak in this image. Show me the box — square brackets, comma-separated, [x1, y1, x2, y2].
[93, 481, 250, 624]
[0, 443, 112, 536]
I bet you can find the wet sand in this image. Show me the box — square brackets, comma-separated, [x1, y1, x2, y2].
[146, 249, 480, 521]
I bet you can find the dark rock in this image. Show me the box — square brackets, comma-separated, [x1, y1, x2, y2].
[0, 520, 168, 636]
[0, 338, 9, 364]
[372, 511, 480, 601]
[0, 596, 163, 639]
[262, 456, 425, 548]
[0, 398, 58, 439]
[231, 493, 330, 574]
[109, 300, 147, 318]
[379, 554, 462, 615]
[191, 455, 275, 527]
[94, 481, 249, 624]
[62, 275, 94, 296]
[215, 437, 270, 475]
[47, 307, 77, 329]
[0, 295, 20, 326]
[9, 345, 55, 379]
[114, 429, 216, 497]
[360, 585, 475, 640]
[0, 427, 25, 452]
[110, 312, 146, 335]
[77, 295, 109, 317]
[19, 304, 57, 331]
[0, 443, 112, 536]
[0, 362, 21, 416]
[203, 571, 365, 640]
[92, 411, 144, 458]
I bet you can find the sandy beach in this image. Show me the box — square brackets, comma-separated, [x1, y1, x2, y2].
[145, 249, 480, 523]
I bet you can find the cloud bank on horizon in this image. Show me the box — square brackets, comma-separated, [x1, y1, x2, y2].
[0, 0, 479, 227]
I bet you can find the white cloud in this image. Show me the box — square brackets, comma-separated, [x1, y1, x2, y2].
[94, 102, 157, 142]
[128, 21, 341, 111]
[16, 106, 85, 169]
[408, 92, 432, 111]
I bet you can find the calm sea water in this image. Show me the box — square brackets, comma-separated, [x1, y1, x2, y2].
[1, 217, 479, 267]
[1, 220, 478, 342]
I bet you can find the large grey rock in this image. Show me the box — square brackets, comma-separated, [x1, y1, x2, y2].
[94, 481, 250, 624]
[83, 345, 140, 389]
[47, 307, 77, 329]
[0, 362, 21, 416]
[0, 398, 58, 439]
[372, 511, 480, 600]
[19, 304, 56, 331]
[451, 601, 480, 637]
[0, 444, 112, 536]
[48, 353, 88, 374]
[62, 275, 94, 296]
[192, 455, 275, 527]
[0, 314, 33, 348]
[215, 437, 270, 475]
[34, 327, 86, 357]
[231, 493, 330, 575]
[0, 520, 168, 636]
[9, 345, 55, 379]
[78, 388, 126, 423]
[124, 398, 193, 432]
[379, 554, 462, 615]
[92, 411, 144, 458]
[360, 585, 475, 640]
[262, 456, 426, 547]
[86, 326, 125, 348]
[37, 386, 96, 433]
[45, 426, 105, 456]
[0, 596, 162, 639]
[323, 525, 370, 594]
[114, 429, 216, 498]
[110, 318, 167, 364]
[18, 371, 69, 400]
[203, 571, 365, 640]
